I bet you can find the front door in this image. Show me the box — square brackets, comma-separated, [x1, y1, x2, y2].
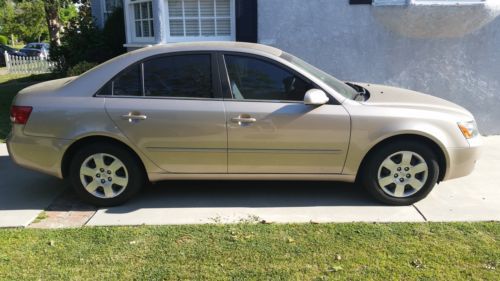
[221, 54, 350, 174]
[104, 53, 227, 173]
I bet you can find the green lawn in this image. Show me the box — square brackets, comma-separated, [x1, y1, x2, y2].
[0, 72, 55, 142]
[0, 223, 498, 280]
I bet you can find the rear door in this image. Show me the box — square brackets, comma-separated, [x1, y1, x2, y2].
[103, 52, 227, 173]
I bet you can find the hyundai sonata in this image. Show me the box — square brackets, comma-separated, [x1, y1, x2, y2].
[7, 42, 481, 206]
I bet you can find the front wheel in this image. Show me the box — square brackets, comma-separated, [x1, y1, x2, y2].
[69, 143, 146, 206]
[361, 141, 440, 205]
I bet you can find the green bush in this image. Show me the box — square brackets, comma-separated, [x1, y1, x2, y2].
[0, 35, 8, 45]
[66, 61, 98, 76]
[50, 4, 126, 77]
[102, 7, 126, 57]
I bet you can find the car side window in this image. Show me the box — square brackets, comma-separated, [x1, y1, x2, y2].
[143, 54, 212, 98]
[99, 64, 142, 96]
[224, 55, 313, 101]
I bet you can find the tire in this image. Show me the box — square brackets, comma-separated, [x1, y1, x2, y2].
[69, 142, 146, 206]
[360, 140, 439, 205]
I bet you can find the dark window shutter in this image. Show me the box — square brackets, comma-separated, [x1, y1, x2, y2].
[350, 0, 372, 4]
[235, 0, 258, 43]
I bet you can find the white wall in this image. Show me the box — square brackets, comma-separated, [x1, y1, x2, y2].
[258, 0, 500, 135]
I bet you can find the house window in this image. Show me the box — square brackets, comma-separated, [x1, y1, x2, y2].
[102, 0, 123, 22]
[412, 0, 485, 4]
[131, 0, 155, 41]
[166, 0, 235, 42]
[372, 0, 407, 5]
[373, 0, 485, 5]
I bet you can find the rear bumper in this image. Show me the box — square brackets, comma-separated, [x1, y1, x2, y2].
[6, 125, 69, 179]
[443, 136, 482, 181]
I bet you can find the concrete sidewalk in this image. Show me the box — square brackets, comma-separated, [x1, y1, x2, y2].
[0, 136, 499, 228]
[0, 144, 65, 227]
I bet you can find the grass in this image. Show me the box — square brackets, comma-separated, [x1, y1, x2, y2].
[0, 222, 498, 280]
[0, 72, 55, 142]
[31, 211, 49, 224]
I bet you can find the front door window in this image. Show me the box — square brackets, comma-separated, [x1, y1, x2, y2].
[224, 55, 314, 102]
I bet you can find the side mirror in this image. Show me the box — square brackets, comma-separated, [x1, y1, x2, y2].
[304, 89, 329, 105]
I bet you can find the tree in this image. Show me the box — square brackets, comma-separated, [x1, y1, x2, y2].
[16, 0, 47, 42]
[0, 0, 48, 43]
[44, 0, 84, 46]
[50, 5, 126, 76]
[43, 0, 63, 46]
[0, 1, 16, 43]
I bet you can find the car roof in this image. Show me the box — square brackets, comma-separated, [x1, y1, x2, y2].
[25, 43, 48, 47]
[70, 42, 284, 97]
[128, 41, 283, 57]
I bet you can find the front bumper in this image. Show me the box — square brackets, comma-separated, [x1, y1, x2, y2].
[6, 125, 70, 179]
[443, 136, 482, 181]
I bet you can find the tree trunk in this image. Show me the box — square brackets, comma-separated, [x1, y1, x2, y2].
[44, 0, 62, 46]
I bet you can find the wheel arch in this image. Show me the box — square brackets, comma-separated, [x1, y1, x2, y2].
[61, 135, 149, 180]
[355, 134, 448, 183]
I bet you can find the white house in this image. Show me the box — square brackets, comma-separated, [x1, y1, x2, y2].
[91, 0, 257, 49]
[90, 0, 500, 135]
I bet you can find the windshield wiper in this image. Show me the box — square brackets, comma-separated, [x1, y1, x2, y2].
[346, 82, 369, 101]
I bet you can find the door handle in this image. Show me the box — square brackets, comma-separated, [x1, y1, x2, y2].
[231, 116, 257, 123]
[121, 112, 147, 123]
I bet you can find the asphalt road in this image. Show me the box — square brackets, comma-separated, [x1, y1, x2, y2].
[1, 136, 498, 228]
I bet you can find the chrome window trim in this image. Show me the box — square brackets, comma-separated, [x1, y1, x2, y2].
[93, 51, 221, 99]
[222, 99, 303, 104]
[98, 94, 305, 104]
[99, 95, 224, 101]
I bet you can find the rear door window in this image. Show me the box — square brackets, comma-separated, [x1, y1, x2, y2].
[98, 54, 213, 98]
[143, 54, 212, 98]
[98, 64, 142, 96]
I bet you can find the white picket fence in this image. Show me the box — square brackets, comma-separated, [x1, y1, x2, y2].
[4, 51, 55, 74]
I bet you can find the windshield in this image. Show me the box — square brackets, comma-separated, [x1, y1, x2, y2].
[1, 44, 15, 52]
[25, 44, 43, 49]
[280, 52, 357, 100]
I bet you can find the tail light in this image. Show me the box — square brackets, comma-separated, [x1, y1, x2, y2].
[10, 106, 33, 125]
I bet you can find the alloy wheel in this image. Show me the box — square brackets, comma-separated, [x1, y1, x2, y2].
[376, 151, 428, 198]
[79, 153, 129, 199]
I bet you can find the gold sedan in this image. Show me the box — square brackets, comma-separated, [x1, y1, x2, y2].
[7, 42, 481, 206]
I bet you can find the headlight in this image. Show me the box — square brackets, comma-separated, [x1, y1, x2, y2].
[458, 121, 478, 139]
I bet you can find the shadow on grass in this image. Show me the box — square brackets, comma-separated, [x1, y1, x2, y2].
[0, 73, 57, 85]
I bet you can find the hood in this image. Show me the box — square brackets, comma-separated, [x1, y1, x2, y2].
[356, 83, 473, 119]
[18, 76, 77, 97]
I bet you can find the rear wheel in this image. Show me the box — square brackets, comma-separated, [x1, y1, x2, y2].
[69, 143, 146, 206]
[361, 140, 439, 205]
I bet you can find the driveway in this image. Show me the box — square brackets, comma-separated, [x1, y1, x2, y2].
[0, 144, 64, 227]
[1, 136, 499, 228]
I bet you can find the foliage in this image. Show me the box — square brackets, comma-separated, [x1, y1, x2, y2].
[43, 0, 89, 47]
[50, 5, 126, 76]
[0, 223, 498, 280]
[102, 7, 126, 58]
[0, 0, 78, 46]
[0, 35, 8, 45]
[66, 61, 98, 76]
[58, 2, 78, 28]
[0, 0, 48, 43]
